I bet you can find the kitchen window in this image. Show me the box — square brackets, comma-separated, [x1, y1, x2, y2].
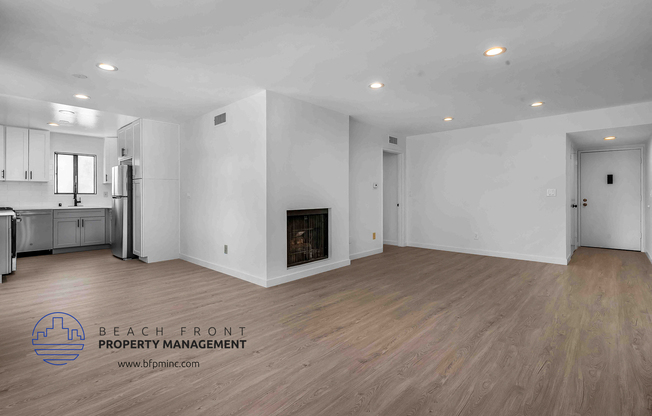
[54, 153, 97, 194]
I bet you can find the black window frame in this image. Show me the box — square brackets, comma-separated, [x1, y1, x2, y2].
[54, 152, 97, 195]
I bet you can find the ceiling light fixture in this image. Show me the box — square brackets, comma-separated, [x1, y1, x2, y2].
[369, 82, 384, 89]
[530, 101, 544, 107]
[97, 63, 118, 71]
[443, 117, 453, 121]
[604, 136, 616, 140]
[59, 110, 75, 115]
[483, 46, 506, 56]
[48, 122, 59, 126]
[74, 94, 90, 99]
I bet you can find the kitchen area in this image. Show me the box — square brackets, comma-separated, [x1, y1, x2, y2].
[0, 96, 180, 282]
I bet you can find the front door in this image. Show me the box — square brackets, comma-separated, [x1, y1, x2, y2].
[580, 149, 641, 251]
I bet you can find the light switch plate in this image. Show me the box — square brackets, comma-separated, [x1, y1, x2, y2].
[546, 189, 557, 197]
[103, 191, 108, 197]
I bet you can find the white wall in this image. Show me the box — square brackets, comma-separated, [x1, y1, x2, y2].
[0, 132, 111, 208]
[265, 92, 350, 286]
[349, 119, 406, 259]
[179, 91, 268, 285]
[383, 152, 398, 245]
[407, 101, 652, 265]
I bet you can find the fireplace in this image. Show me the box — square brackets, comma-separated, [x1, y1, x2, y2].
[287, 209, 328, 267]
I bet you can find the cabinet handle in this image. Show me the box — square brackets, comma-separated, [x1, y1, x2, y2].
[82, 219, 84, 227]
[24, 171, 27, 180]
[1, 169, 4, 179]
[77, 219, 80, 228]
[30, 171, 32, 180]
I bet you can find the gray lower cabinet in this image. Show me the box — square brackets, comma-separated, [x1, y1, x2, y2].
[53, 218, 81, 248]
[81, 217, 106, 246]
[53, 209, 107, 249]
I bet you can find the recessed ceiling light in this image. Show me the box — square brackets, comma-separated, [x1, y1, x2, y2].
[72, 73, 88, 79]
[604, 136, 616, 140]
[74, 94, 90, 99]
[48, 122, 59, 126]
[443, 117, 453, 121]
[530, 101, 544, 107]
[58, 120, 70, 124]
[59, 110, 75, 115]
[97, 63, 118, 71]
[369, 82, 384, 89]
[483, 46, 506, 57]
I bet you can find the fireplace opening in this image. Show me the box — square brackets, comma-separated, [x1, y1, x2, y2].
[287, 209, 328, 268]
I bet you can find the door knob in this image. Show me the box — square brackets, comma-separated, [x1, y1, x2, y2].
[583, 203, 587, 207]
[583, 198, 587, 202]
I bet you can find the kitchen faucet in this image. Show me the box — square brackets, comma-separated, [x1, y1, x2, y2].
[73, 193, 82, 207]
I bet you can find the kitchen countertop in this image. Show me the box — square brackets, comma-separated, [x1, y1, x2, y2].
[11, 206, 112, 211]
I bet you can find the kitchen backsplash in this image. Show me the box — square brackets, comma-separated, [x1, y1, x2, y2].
[0, 180, 111, 209]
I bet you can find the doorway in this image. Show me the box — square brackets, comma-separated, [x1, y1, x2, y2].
[579, 149, 642, 251]
[383, 152, 399, 246]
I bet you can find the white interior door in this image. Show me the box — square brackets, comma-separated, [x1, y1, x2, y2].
[580, 149, 641, 251]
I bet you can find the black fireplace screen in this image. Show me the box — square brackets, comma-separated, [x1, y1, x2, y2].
[287, 209, 328, 267]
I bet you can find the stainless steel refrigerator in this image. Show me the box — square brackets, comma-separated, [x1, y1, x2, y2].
[111, 164, 136, 259]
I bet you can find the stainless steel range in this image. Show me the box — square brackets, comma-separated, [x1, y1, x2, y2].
[0, 207, 17, 281]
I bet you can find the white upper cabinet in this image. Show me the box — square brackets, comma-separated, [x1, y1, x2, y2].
[117, 127, 126, 159]
[117, 122, 137, 164]
[5, 127, 29, 181]
[28, 129, 49, 182]
[0, 126, 5, 181]
[132, 120, 142, 179]
[103, 137, 118, 183]
[118, 119, 176, 180]
[125, 124, 134, 159]
[5, 127, 50, 182]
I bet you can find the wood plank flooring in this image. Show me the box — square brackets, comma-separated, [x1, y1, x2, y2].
[1, 246, 651, 415]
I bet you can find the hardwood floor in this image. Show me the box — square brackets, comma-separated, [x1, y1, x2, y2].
[1, 246, 651, 415]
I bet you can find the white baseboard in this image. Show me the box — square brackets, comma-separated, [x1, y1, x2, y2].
[646, 251, 652, 265]
[408, 242, 568, 265]
[350, 247, 383, 260]
[266, 259, 351, 287]
[179, 253, 267, 287]
[383, 239, 398, 246]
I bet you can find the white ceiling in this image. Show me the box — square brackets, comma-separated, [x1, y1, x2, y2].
[0, 0, 651, 136]
[568, 124, 652, 151]
[0, 94, 136, 137]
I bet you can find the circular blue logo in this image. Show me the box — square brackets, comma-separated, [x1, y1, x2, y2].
[32, 312, 85, 366]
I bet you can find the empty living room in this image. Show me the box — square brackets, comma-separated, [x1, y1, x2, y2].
[2, 1, 652, 415]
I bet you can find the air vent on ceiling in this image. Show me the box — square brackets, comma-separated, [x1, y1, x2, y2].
[214, 113, 226, 126]
[389, 136, 398, 145]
